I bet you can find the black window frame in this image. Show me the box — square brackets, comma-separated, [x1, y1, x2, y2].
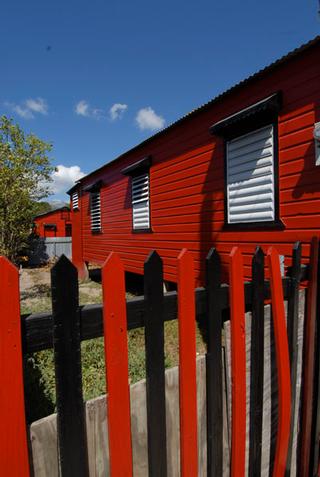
[84, 181, 104, 234]
[210, 92, 285, 231]
[121, 156, 153, 234]
[71, 191, 79, 211]
[90, 190, 102, 234]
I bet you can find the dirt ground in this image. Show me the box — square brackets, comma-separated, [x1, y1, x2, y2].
[20, 266, 102, 314]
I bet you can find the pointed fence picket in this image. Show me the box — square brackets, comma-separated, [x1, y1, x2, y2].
[229, 247, 246, 477]
[177, 249, 198, 477]
[205, 247, 223, 477]
[102, 252, 133, 477]
[267, 247, 292, 477]
[144, 251, 167, 477]
[299, 237, 319, 476]
[249, 246, 265, 477]
[285, 242, 301, 477]
[0, 257, 30, 477]
[0, 239, 319, 477]
[51, 255, 89, 476]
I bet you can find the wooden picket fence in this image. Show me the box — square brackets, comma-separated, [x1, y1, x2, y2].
[1, 238, 320, 476]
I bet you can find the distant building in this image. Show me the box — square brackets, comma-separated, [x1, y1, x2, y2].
[33, 207, 72, 238]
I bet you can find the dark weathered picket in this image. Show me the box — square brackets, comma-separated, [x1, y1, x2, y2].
[299, 237, 319, 477]
[249, 247, 265, 477]
[205, 247, 223, 477]
[144, 251, 167, 477]
[51, 255, 89, 477]
[285, 242, 301, 476]
[310, 238, 320, 477]
[229, 247, 246, 477]
[1, 239, 320, 477]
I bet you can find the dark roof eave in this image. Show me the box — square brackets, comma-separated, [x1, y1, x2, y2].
[121, 156, 152, 176]
[67, 183, 80, 195]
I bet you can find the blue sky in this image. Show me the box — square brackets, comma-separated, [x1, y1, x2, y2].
[1, 0, 319, 201]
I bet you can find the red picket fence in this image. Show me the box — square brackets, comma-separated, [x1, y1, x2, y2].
[0, 239, 320, 476]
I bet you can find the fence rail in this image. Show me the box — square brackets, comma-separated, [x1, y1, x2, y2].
[1, 239, 320, 476]
[21, 270, 307, 354]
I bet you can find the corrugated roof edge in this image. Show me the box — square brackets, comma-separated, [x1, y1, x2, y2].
[33, 206, 70, 220]
[77, 35, 320, 185]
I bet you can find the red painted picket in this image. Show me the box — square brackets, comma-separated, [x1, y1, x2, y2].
[102, 252, 133, 477]
[229, 247, 246, 477]
[267, 248, 291, 477]
[0, 257, 30, 476]
[177, 249, 198, 477]
[0, 243, 318, 477]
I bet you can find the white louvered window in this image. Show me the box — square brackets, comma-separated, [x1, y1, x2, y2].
[90, 192, 101, 232]
[132, 173, 150, 230]
[72, 192, 79, 210]
[226, 124, 275, 224]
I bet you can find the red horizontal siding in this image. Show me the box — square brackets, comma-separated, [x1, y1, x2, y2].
[34, 209, 71, 238]
[73, 43, 320, 284]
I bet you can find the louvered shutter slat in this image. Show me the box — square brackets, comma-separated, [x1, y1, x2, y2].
[228, 155, 273, 174]
[90, 192, 101, 231]
[72, 192, 79, 210]
[227, 125, 275, 224]
[228, 211, 274, 222]
[132, 173, 150, 229]
[228, 165, 273, 183]
[227, 126, 272, 152]
[229, 192, 274, 206]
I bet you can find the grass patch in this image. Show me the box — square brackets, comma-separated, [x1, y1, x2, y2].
[22, 271, 207, 422]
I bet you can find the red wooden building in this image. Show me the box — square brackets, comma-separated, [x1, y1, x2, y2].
[68, 36, 320, 283]
[33, 207, 72, 238]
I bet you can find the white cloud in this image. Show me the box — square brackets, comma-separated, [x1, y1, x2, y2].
[135, 107, 165, 131]
[25, 98, 48, 115]
[109, 103, 128, 121]
[11, 104, 34, 119]
[50, 165, 86, 195]
[75, 100, 103, 119]
[75, 100, 90, 117]
[4, 97, 49, 119]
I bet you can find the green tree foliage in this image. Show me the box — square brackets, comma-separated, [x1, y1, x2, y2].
[0, 116, 54, 261]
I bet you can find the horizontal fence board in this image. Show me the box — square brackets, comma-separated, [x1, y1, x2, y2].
[22, 275, 305, 354]
[30, 356, 222, 477]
